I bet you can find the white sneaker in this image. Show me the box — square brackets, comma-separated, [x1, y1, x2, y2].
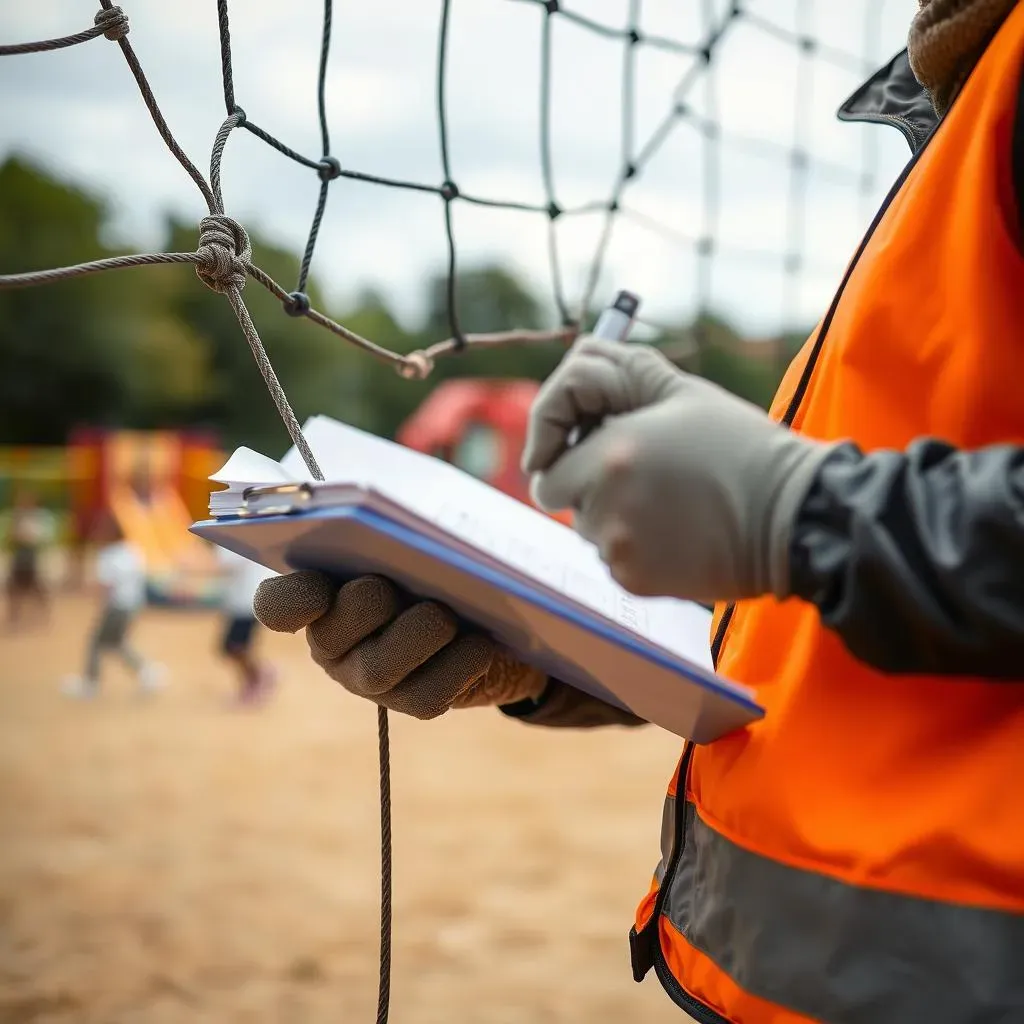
[139, 663, 168, 694]
[61, 676, 98, 699]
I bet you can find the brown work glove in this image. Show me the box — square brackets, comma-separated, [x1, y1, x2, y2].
[253, 571, 547, 719]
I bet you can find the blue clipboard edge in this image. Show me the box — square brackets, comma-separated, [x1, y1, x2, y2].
[191, 505, 765, 720]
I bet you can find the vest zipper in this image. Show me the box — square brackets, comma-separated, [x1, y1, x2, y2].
[648, 744, 730, 1022]
[645, 115, 946, 1022]
[707, 113, 942, 673]
[644, 746, 713, 1012]
[654, 957, 732, 1024]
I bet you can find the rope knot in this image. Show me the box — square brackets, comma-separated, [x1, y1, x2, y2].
[398, 351, 434, 381]
[195, 215, 251, 294]
[95, 6, 129, 41]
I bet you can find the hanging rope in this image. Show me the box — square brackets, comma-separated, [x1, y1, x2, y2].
[0, 3, 889, 1019]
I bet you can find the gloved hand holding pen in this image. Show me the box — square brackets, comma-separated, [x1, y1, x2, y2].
[521, 336, 840, 604]
[249, 290, 651, 721]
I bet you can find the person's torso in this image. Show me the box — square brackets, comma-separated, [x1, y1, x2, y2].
[219, 549, 272, 617]
[638, 12, 1024, 1022]
[701, 4, 1024, 913]
[98, 542, 147, 612]
[8, 509, 49, 554]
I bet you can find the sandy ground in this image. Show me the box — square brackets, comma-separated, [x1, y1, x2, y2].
[0, 586, 695, 1024]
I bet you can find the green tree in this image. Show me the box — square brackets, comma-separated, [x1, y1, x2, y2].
[0, 156, 808, 449]
[0, 156, 379, 451]
[421, 265, 566, 383]
[349, 266, 567, 440]
[326, 287, 418, 437]
[422, 264, 544, 338]
[0, 156, 134, 442]
[158, 218, 382, 456]
[653, 312, 799, 410]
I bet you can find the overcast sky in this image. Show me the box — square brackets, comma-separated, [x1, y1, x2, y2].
[1, 0, 917, 338]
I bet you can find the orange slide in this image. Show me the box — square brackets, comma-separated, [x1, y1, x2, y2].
[101, 431, 219, 604]
[108, 480, 214, 575]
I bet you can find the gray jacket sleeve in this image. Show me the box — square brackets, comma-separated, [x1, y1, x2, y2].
[502, 437, 1024, 728]
[787, 438, 1024, 678]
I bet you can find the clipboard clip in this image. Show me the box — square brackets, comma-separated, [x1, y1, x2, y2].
[237, 482, 316, 517]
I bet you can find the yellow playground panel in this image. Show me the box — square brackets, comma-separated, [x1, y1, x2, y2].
[106, 431, 213, 571]
[2, 430, 226, 606]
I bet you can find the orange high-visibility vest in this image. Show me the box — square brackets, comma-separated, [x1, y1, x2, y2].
[632, 9, 1024, 1023]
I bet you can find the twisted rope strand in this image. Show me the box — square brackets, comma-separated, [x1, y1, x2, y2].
[374, 705, 392, 1024]
[0, 252, 200, 289]
[0, 5, 127, 56]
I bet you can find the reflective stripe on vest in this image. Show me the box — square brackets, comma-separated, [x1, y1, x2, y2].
[661, 804, 1024, 1023]
[635, 7, 1024, 1022]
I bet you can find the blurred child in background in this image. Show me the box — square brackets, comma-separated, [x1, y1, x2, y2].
[217, 546, 276, 707]
[5, 488, 54, 631]
[62, 512, 166, 699]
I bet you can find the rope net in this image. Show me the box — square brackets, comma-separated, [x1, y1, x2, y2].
[0, 2, 897, 1019]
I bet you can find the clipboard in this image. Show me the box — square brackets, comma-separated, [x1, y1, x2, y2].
[191, 493, 764, 744]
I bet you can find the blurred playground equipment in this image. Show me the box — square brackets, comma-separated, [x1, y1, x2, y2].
[397, 379, 574, 526]
[1, 384, 569, 603]
[1, 429, 225, 605]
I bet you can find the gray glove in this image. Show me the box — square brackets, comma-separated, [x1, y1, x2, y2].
[521, 337, 839, 603]
[253, 571, 547, 719]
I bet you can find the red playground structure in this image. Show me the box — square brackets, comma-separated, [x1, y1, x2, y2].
[397, 379, 573, 525]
